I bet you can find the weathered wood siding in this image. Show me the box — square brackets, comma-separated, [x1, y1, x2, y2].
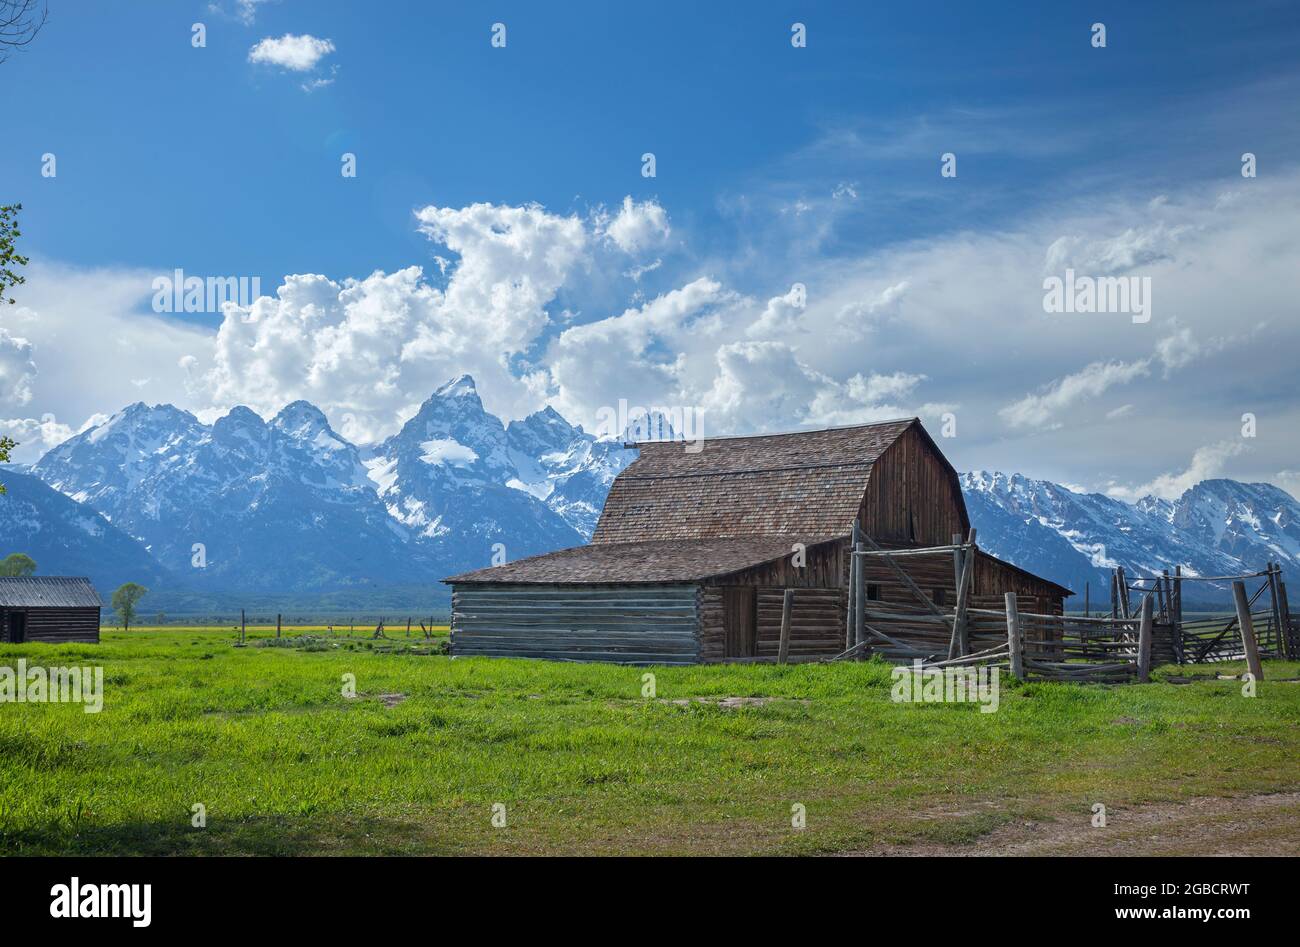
[859, 426, 967, 547]
[451, 583, 700, 664]
[1, 607, 101, 644]
[756, 588, 844, 658]
[697, 540, 849, 662]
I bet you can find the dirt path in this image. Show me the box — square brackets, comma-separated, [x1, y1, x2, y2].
[852, 791, 1300, 856]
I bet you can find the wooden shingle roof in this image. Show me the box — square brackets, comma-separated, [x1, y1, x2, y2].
[591, 419, 919, 544]
[0, 577, 102, 608]
[444, 536, 835, 585]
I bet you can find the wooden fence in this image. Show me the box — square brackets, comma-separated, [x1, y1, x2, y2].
[825, 534, 1290, 685]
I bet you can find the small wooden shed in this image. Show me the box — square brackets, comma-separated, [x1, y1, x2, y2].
[0, 577, 103, 644]
[445, 419, 1071, 664]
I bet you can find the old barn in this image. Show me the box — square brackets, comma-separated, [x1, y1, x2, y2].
[446, 419, 1070, 664]
[0, 577, 103, 644]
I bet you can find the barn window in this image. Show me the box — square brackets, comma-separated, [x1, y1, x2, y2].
[866, 584, 880, 601]
[932, 588, 946, 606]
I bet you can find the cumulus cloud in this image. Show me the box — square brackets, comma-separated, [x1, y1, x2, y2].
[248, 34, 335, 72]
[601, 197, 671, 255]
[835, 279, 909, 336]
[12, 168, 1300, 497]
[0, 415, 74, 464]
[204, 202, 588, 440]
[746, 285, 807, 338]
[547, 277, 737, 427]
[702, 341, 825, 432]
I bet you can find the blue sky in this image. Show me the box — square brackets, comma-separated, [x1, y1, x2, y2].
[2, 0, 1299, 498]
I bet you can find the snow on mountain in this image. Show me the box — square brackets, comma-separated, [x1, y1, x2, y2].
[20, 377, 1299, 611]
[961, 471, 1300, 604]
[503, 405, 632, 538]
[32, 400, 427, 593]
[0, 467, 172, 593]
[364, 375, 614, 575]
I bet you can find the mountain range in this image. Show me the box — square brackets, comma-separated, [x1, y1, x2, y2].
[2, 375, 1296, 614]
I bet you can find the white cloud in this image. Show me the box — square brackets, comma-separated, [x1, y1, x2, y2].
[746, 285, 807, 338]
[1000, 358, 1151, 429]
[601, 197, 671, 254]
[248, 34, 335, 72]
[207, 0, 274, 25]
[0, 327, 36, 408]
[0, 415, 74, 464]
[1043, 222, 1192, 276]
[204, 202, 589, 441]
[12, 167, 1300, 497]
[235, 0, 272, 24]
[702, 341, 824, 432]
[0, 263, 209, 443]
[1108, 441, 1248, 501]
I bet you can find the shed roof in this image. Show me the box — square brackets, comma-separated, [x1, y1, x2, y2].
[592, 418, 932, 544]
[0, 577, 103, 608]
[445, 536, 839, 585]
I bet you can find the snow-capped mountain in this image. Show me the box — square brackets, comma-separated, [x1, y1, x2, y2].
[11, 376, 1297, 613]
[362, 375, 612, 573]
[962, 471, 1300, 605]
[21, 375, 635, 601]
[0, 468, 172, 591]
[32, 399, 429, 593]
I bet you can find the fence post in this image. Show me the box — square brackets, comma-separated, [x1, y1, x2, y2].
[1137, 595, 1154, 683]
[852, 525, 863, 658]
[948, 528, 976, 659]
[276, 613, 282, 639]
[1278, 580, 1294, 660]
[1005, 592, 1024, 681]
[1232, 580, 1265, 681]
[846, 530, 859, 652]
[1267, 563, 1284, 658]
[1172, 565, 1184, 663]
[778, 589, 794, 665]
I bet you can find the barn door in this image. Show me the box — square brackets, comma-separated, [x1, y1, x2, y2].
[9, 612, 26, 644]
[723, 587, 757, 658]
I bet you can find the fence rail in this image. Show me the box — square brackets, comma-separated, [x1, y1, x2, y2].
[831, 538, 1290, 685]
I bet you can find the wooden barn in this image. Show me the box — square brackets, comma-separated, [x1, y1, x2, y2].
[445, 419, 1071, 664]
[0, 577, 103, 644]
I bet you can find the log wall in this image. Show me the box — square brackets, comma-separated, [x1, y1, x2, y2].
[450, 583, 700, 665]
[1, 607, 101, 644]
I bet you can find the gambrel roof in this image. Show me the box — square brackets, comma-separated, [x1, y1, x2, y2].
[591, 418, 966, 544]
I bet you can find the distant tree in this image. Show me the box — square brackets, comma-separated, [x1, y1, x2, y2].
[0, 1, 47, 64]
[0, 552, 36, 576]
[0, 203, 29, 494]
[112, 582, 149, 632]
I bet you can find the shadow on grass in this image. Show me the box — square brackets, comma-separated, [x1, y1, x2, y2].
[1, 813, 472, 857]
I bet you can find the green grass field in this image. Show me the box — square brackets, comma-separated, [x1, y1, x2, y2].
[1, 628, 1298, 856]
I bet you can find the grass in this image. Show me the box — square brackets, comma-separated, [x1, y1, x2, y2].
[1, 627, 1298, 856]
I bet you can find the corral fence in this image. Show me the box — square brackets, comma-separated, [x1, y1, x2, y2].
[1111, 564, 1295, 664]
[815, 524, 1293, 684]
